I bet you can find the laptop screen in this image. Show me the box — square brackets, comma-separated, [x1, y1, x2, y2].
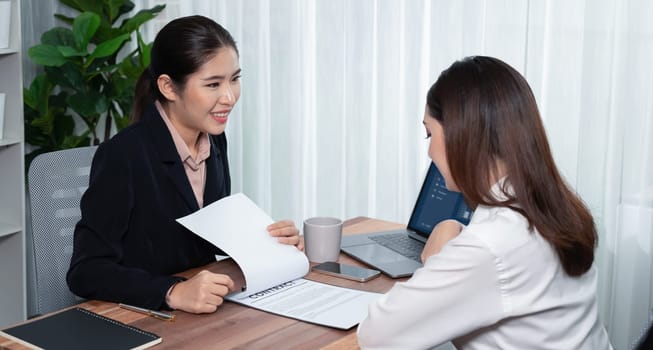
[407, 163, 473, 236]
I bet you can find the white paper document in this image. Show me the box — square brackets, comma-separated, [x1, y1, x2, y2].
[227, 278, 381, 330]
[177, 193, 309, 298]
[176, 193, 381, 329]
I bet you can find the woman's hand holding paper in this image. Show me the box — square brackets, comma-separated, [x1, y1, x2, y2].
[268, 220, 304, 251]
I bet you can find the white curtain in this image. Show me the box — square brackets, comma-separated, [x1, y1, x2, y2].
[22, 0, 653, 348]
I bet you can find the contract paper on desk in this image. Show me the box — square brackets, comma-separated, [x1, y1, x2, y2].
[177, 193, 381, 329]
[228, 278, 381, 330]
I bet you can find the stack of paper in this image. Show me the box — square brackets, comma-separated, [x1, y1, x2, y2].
[177, 193, 381, 329]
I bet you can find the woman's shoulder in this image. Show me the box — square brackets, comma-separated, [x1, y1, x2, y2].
[93, 122, 153, 167]
[467, 204, 528, 230]
[104, 105, 165, 148]
[461, 205, 537, 256]
[102, 116, 161, 150]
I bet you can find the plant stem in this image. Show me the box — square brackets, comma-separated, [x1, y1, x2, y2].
[104, 106, 113, 142]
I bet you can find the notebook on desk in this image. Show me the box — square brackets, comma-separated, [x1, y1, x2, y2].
[0, 307, 161, 350]
[341, 163, 473, 278]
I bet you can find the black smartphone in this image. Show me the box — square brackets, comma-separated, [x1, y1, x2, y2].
[312, 262, 381, 282]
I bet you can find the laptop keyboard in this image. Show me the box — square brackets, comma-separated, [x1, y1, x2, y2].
[369, 234, 423, 262]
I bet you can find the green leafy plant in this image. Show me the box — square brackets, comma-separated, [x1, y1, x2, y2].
[23, 0, 164, 165]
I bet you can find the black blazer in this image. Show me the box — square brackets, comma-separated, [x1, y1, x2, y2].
[67, 104, 230, 310]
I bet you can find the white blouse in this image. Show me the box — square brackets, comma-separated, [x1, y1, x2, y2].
[357, 202, 613, 349]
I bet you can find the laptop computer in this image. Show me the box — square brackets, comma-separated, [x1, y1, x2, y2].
[341, 163, 473, 278]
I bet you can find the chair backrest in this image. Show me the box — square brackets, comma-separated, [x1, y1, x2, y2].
[27, 146, 98, 316]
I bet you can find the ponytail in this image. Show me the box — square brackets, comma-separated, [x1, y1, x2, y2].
[131, 67, 161, 123]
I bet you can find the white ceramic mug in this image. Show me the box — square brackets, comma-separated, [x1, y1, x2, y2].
[303, 217, 343, 263]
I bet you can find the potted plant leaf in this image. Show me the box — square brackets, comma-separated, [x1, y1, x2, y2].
[23, 0, 165, 166]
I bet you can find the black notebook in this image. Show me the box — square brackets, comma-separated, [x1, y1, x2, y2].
[0, 307, 162, 350]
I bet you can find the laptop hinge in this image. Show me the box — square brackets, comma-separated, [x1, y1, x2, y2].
[408, 231, 428, 243]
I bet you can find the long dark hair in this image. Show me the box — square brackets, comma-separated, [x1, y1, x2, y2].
[131, 15, 238, 121]
[426, 56, 597, 277]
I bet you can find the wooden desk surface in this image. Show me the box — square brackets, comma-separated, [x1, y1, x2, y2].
[0, 217, 406, 350]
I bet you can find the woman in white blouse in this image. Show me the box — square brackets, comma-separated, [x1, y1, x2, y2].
[357, 56, 613, 350]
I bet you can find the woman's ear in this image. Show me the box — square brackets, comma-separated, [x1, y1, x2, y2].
[157, 74, 178, 101]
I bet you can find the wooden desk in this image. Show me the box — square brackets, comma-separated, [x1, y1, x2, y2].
[1, 217, 406, 350]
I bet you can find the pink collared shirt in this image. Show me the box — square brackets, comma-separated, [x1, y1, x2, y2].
[156, 101, 210, 208]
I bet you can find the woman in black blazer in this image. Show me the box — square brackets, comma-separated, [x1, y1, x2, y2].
[67, 16, 302, 314]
